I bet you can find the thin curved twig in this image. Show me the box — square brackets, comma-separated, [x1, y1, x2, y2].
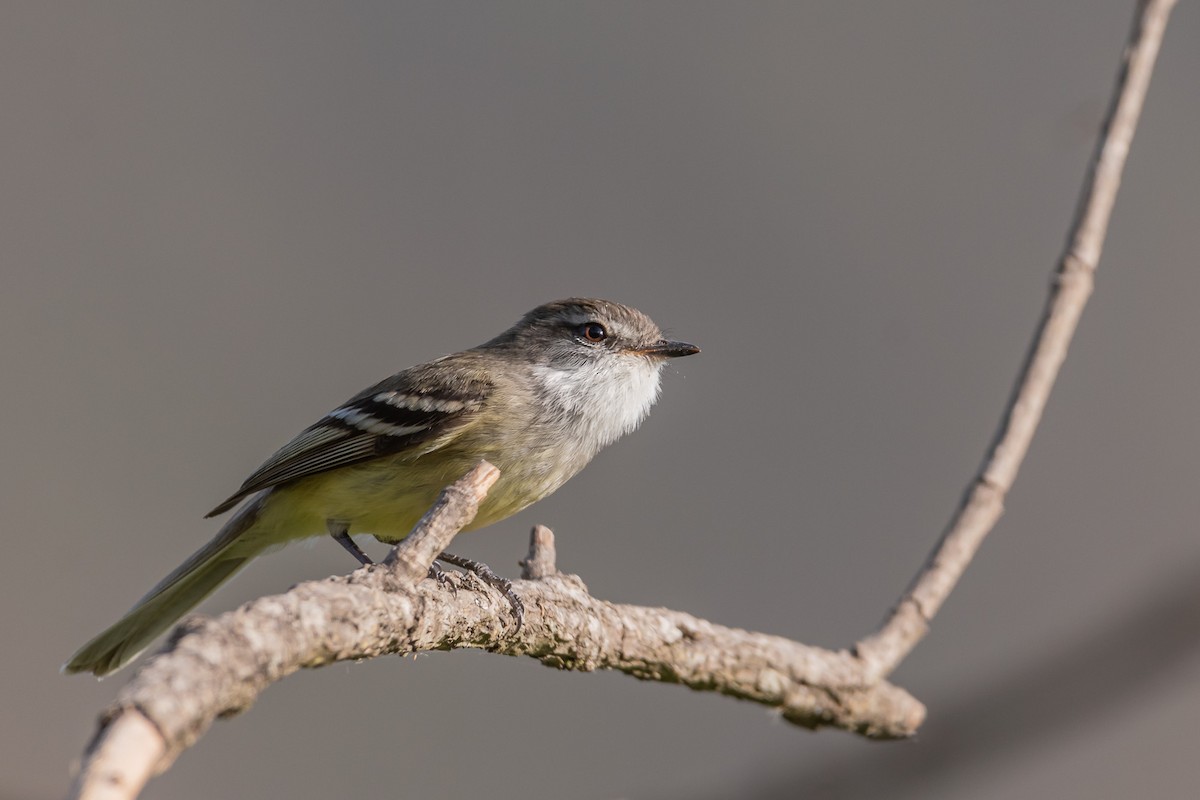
[854, 0, 1178, 681]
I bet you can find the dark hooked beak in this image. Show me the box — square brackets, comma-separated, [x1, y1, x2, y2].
[632, 339, 701, 358]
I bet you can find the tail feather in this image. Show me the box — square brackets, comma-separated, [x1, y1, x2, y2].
[64, 498, 266, 676]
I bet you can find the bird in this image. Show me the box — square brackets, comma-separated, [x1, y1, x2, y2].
[64, 298, 699, 676]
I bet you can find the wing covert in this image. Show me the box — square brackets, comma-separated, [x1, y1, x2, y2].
[205, 361, 491, 517]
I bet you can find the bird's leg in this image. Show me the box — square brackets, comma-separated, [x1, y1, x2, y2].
[436, 551, 524, 631]
[327, 520, 373, 566]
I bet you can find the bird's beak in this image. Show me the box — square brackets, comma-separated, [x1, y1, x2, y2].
[632, 339, 701, 358]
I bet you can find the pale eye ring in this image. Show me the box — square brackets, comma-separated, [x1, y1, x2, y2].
[579, 322, 607, 343]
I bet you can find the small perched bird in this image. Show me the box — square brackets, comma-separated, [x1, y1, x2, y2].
[64, 298, 699, 676]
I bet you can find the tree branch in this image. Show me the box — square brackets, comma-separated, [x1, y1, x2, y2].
[854, 0, 1177, 682]
[70, 464, 923, 800]
[67, 3, 1178, 798]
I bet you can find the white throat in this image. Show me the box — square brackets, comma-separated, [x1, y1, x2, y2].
[530, 356, 664, 456]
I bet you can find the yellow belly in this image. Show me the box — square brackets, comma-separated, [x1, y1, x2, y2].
[243, 450, 574, 549]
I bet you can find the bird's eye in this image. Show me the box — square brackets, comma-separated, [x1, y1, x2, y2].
[579, 322, 607, 343]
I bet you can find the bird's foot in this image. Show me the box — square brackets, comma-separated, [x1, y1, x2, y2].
[427, 560, 456, 592]
[436, 551, 524, 631]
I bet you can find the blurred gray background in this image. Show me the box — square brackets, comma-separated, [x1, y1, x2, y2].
[4, 2, 1199, 798]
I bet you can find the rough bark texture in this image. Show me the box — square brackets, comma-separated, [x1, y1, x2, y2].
[118, 553, 923, 754]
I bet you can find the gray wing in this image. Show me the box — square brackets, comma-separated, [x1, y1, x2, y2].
[205, 359, 492, 517]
